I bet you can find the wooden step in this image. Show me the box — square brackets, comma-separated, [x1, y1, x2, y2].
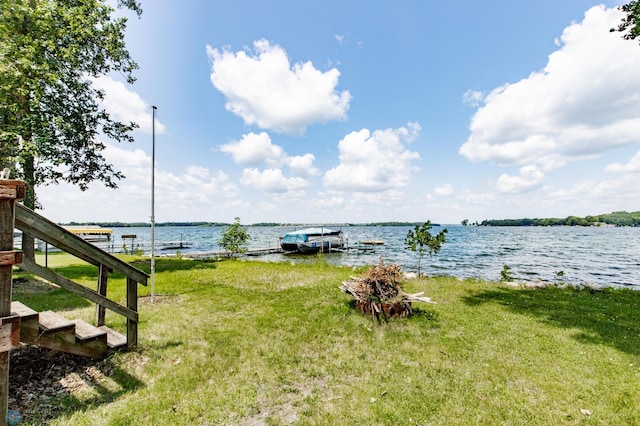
[35, 313, 108, 358]
[10, 301, 123, 358]
[98, 325, 127, 351]
[38, 311, 75, 335]
[11, 301, 38, 320]
[11, 301, 40, 342]
[13, 304, 105, 358]
[30, 310, 78, 353]
[69, 319, 109, 358]
[71, 319, 106, 342]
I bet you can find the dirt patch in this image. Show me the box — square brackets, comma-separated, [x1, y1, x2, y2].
[8, 345, 148, 424]
[236, 378, 329, 425]
[138, 294, 177, 305]
[12, 278, 58, 296]
[8, 345, 110, 424]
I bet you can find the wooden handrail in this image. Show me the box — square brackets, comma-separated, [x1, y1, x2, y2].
[11, 196, 149, 350]
[15, 203, 148, 285]
[19, 258, 138, 322]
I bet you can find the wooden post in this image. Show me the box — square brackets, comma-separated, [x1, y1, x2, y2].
[95, 264, 108, 327]
[0, 179, 25, 426]
[126, 277, 138, 349]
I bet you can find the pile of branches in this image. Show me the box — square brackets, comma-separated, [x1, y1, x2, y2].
[340, 260, 435, 321]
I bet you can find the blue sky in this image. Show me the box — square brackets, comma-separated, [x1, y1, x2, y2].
[39, 0, 640, 224]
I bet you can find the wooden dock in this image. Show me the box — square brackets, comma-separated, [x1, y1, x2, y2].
[184, 242, 385, 259]
[245, 247, 283, 256]
[187, 246, 283, 259]
[63, 226, 113, 242]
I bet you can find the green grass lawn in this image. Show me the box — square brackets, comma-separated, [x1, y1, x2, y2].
[11, 253, 640, 425]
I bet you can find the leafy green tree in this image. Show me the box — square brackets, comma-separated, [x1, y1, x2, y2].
[404, 221, 448, 276]
[218, 217, 251, 257]
[611, 1, 640, 43]
[0, 0, 141, 259]
[565, 216, 587, 226]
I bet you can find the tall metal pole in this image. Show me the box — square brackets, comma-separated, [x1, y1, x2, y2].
[151, 106, 156, 304]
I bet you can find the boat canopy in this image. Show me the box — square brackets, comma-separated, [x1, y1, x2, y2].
[281, 227, 340, 243]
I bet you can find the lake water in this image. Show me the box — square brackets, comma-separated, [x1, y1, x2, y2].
[92, 225, 640, 290]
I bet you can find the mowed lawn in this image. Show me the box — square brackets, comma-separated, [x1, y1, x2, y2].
[11, 254, 640, 425]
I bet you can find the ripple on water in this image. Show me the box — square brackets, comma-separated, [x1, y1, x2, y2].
[98, 225, 640, 290]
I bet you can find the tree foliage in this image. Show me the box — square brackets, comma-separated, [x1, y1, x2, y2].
[404, 221, 448, 276]
[1, 0, 141, 258]
[611, 1, 640, 43]
[500, 265, 515, 282]
[479, 211, 640, 227]
[218, 217, 251, 257]
[0, 0, 141, 196]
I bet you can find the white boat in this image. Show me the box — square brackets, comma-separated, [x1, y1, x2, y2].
[280, 227, 345, 254]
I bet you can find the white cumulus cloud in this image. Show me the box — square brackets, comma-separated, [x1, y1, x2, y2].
[219, 132, 285, 167]
[241, 168, 309, 194]
[324, 123, 421, 192]
[38, 144, 239, 222]
[605, 150, 640, 173]
[460, 6, 640, 175]
[91, 76, 166, 134]
[103, 142, 150, 169]
[287, 153, 320, 177]
[495, 165, 545, 194]
[207, 39, 351, 135]
[219, 132, 319, 177]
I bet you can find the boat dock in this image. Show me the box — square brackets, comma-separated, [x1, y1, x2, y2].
[186, 246, 283, 259]
[245, 247, 283, 256]
[64, 226, 113, 242]
[177, 239, 384, 259]
[344, 240, 385, 254]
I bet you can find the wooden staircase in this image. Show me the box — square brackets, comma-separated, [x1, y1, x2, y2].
[11, 301, 127, 359]
[1, 179, 148, 421]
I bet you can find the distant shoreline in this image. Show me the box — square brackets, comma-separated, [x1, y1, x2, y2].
[56, 210, 640, 228]
[477, 210, 640, 227]
[57, 221, 436, 228]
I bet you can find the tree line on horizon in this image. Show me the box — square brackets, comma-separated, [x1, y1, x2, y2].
[58, 221, 435, 228]
[62, 212, 640, 228]
[477, 211, 640, 227]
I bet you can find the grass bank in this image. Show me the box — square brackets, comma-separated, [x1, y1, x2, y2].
[11, 253, 640, 425]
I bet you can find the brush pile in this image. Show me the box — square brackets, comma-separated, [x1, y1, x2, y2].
[340, 260, 436, 321]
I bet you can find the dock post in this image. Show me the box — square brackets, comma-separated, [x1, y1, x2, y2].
[0, 179, 25, 426]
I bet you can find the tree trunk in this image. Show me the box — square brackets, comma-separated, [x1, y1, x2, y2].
[21, 154, 35, 261]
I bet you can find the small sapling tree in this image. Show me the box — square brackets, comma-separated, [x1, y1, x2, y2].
[218, 217, 250, 257]
[500, 265, 515, 282]
[404, 221, 448, 276]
